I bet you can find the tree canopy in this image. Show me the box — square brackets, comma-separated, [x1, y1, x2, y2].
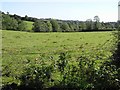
[1, 11, 117, 32]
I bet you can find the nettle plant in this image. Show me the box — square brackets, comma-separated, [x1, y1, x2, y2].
[56, 52, 69, 73]
[19, 60, 54, 89]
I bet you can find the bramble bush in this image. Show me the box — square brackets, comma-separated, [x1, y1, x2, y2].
[51, 52, 120, 89]
[112, 26, 120, 67]
[19, 63, 54, 89]
[2, 45, 120, 90]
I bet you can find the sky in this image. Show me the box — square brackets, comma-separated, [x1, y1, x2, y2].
[0, 0, 119, 22]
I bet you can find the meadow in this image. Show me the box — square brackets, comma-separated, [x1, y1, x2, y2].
[23, 21, 34, 31]
[2, 30, 118, 89]
[2, 30, 114, 55]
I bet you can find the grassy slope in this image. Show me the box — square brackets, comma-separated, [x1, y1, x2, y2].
[2, 30, 113, 55]
[2, 30, 115, 84]
[2, 30, 114, 63]
[23, 21, 34, 31]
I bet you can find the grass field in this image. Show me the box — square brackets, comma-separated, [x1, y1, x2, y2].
[2, 30, 115, 61]
[2, 30, 114, 58]
[23, 21, 34, 31]
[2, 30, 116, 86]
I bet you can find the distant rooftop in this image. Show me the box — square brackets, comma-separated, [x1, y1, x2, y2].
[119, 1, 120, 5]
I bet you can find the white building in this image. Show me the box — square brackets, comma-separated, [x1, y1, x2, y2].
[118, 1, 120, 21]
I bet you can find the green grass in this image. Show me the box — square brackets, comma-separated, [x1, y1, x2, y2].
[23, 21, 34, 31]
[2, 30, 114, 60]
[2, 30, 113, 53]
[2, 30, 115, 85]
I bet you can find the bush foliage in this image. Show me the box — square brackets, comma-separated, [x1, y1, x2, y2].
[2, 49, 120, 89]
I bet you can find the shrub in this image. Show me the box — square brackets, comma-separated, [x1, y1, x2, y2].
[2, 51, 120, 89]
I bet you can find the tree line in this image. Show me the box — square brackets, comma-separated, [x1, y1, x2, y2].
[1, 11, 119, 32]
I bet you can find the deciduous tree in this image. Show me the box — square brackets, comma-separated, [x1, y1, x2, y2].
[50, 19, 60, 32]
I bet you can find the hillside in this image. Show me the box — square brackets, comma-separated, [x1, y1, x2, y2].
[23, 21, 34, 31]
[2, 30, 113, 57]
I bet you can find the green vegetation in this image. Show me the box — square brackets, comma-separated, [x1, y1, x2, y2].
[112, 24, 120, 67]
[1, 11, 120, 89]
[1, 11, 118, 32]
[23, 21, 33, 31]
[2, 30, 114, 57]
[2, 30, 119, 89]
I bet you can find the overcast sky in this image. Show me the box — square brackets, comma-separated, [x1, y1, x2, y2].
[1, 0, 119, 22]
